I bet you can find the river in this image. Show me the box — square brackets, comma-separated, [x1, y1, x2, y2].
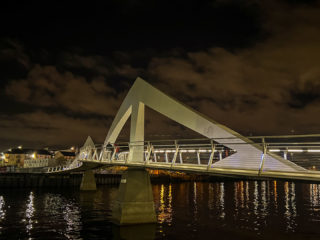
[0, 180, 320, 239]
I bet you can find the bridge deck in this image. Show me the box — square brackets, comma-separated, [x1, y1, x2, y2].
[46, 136, 320, 182]
[78, 159, 320, 182]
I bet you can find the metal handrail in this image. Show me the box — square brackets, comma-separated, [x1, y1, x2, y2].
[52, 135, 320, 175]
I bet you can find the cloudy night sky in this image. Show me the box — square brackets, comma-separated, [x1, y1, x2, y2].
[1, 0, 320, 150]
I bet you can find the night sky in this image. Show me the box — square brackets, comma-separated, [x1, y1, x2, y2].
[1, 0, 320, 150]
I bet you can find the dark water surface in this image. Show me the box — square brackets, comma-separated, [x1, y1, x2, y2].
[0, 181, 320, 239]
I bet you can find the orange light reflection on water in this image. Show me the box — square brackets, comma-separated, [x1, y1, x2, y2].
[157, 184, 173, 224]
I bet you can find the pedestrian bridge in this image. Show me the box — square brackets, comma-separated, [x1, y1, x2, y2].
[47, 77, 320, 225]
[48, 77, 320, 182]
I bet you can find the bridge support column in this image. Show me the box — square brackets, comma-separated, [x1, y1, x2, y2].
[112, 168, 156, 225]
[80, 170, 97, 191]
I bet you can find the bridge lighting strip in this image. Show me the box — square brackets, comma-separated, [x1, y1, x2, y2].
[269, 149, 281, 152]
[180, 149, 208, 153]
[154, 150, 164, 153]
[187, 150, 196, 153]
[154, 150, 165, 153]
[307, 149, 320, 152]
[269, 149, 320, 153]
[178, 149, 188, 153]
[199, 149, 209, 153]
[165, 150, 175, 153]
[288, 149, 304, 152]
[152, 149, 218, 153]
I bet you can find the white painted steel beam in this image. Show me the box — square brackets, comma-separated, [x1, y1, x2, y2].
[103, 77, 306, 172]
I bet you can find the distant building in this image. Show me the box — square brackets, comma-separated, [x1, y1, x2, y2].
[1, 147, 79, 168]
[0, 153, 4, 166]
[2, 148, 53, 168]
[24, 149, 53, 168]
[49, 150, 76, 167]
[3, 148, 28, 167]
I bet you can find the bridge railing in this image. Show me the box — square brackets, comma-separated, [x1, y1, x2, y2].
[79, 140, 228, 165]
[46, 157, 83, 173]
[78, 134, 320, 172]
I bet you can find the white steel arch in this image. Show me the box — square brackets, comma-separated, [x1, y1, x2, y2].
[104, 77, 306, 173]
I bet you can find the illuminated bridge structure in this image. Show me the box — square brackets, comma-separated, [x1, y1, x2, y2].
[56, 135, 320, 181]
[46, 77, 320, 225]
[49, 78, 320, 182]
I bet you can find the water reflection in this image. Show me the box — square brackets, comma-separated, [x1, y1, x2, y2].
[2, 182, 320, 239]
[261, 181, 267, 218]
[310, 184, 320, 209]
[22, 191, 35, 234]
[63, 203, 81, 239]
[44, 193, 63, 215]
[309, 183, 320, 226]
[193, 182, 198, 220]
[291, 183, 297, 219]
[208, 183, 214, 211]
[245, 181, 249, 209]
[219, 182, 225, 219]
[284, 182, 297, 231]
[253, 181, 258, 218]
[153, 181, 305, 236]
[157, 184, 173, 224]
[0, 196, 5, 221]
[0, 196, 5, 233]
[234, 182, 238, 215]
[240, 181, 244, 208]
[43, 193, 82, 239]
[273, 180, 278, 210]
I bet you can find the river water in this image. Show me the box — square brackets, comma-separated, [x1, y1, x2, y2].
[0, 180, 320, 239]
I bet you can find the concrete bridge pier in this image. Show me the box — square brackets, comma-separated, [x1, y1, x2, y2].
[112, 168, 157, 225]
[80, 170, 97, 191]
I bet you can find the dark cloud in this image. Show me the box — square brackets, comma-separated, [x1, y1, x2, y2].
[1, 0, 320, 149]
[0, 39, 30, 69]
[5, 65, 121, 116]
[0, 111, 109, 150]
[288, 80, 320, 109]
[146, 0, 320, 135]
[61, 53, 110, 76]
